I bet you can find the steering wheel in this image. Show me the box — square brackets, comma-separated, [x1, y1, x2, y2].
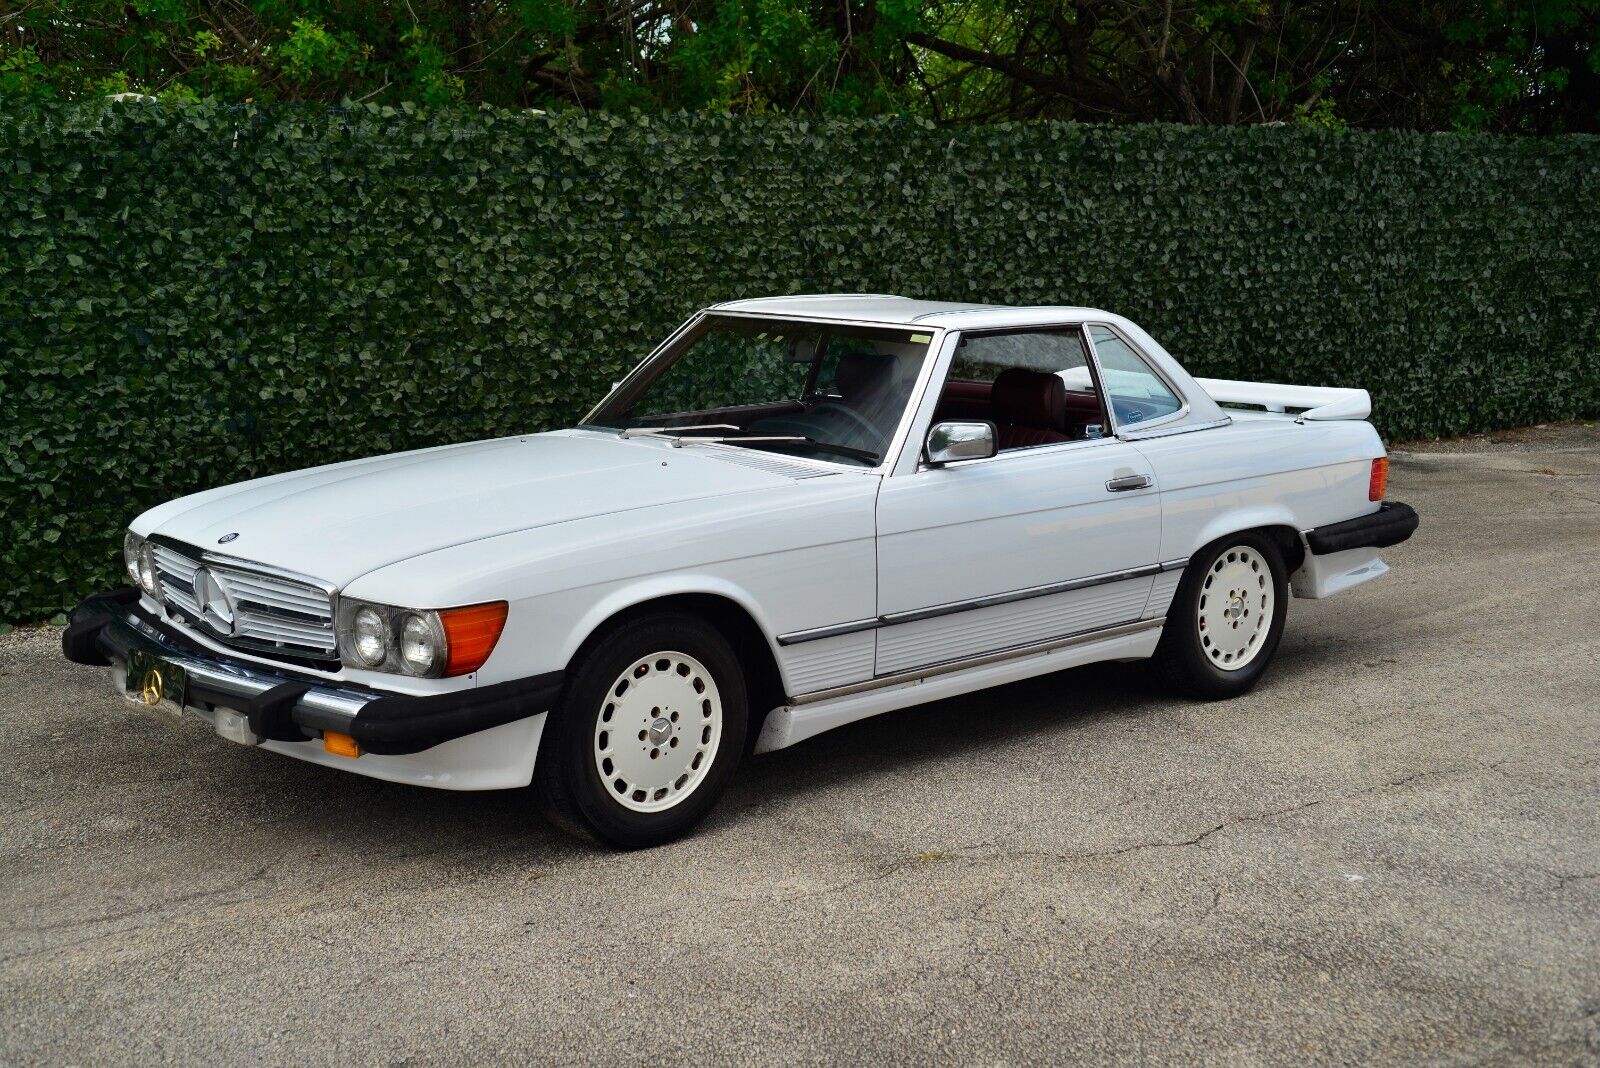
[803, 402, 887, 451]
[753, 402, 886, 453]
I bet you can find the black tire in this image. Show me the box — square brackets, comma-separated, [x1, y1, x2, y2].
[1155, 531, 1289, 700]
[535, 612, 748, 849]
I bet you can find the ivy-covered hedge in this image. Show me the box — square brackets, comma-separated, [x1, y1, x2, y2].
[3, 103, 1598, 622]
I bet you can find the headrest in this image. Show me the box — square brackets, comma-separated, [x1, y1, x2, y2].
[834, 352, 895, 398]
[991, 368, 1067, 431]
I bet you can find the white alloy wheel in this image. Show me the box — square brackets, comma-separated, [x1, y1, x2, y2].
[592, 651, 723, 813]
[1197, 545, 1276, 671]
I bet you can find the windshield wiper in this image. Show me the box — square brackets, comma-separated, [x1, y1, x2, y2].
[666, 434, 812, 449]
[687, 433, 880, 463]
[615, 423, 742, 439]
[614, 425, 879, 464]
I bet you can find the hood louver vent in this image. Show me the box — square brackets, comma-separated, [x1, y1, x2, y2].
[696, 450, 839, 479]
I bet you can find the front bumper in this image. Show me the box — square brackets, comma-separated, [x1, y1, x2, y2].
[62, 590, 563, 757]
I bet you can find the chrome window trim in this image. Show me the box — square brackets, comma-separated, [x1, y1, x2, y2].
[775, 558, 1186, 645]
[1081, 321, 1192, 437]
[790, 617, 1165, 703]
[1118, 416, 1234, 441]
[579, 312, 704, 427]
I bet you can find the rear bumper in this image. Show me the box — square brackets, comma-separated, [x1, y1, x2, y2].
[1305, 501, 1418, 556]
[62, 590, 562, 757]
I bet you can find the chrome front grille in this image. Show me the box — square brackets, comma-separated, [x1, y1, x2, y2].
[151, 542, 337, 661]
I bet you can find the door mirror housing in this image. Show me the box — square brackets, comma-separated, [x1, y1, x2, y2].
[925, 420, 998, 466]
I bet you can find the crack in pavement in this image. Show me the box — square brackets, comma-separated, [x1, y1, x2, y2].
[677, 764, 1492, 912]
[1048, 764, 1473, 862]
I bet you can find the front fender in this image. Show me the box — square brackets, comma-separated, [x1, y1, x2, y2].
[548, 572, 784, 676]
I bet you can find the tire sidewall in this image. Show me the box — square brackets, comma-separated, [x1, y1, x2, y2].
[1168, 531, 1289, 697]
[552, 613, 748, 848]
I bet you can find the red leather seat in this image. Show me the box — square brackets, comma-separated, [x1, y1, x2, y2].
[991, 368, 1071, 450]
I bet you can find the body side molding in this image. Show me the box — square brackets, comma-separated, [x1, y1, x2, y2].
[775, 560, 1188, 646]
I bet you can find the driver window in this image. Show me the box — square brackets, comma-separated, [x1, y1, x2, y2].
[1087, 326, 1182, 426]
[935, 329, 1111, 450]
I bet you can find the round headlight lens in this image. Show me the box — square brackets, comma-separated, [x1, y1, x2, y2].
[352, 607, 388, 667]
[135, 543, 157, 596]
[123, 531, 143, 586]
[398, 613, 438, 675]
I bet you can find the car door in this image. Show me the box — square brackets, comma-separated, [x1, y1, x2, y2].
[873, 326, 1162, 677]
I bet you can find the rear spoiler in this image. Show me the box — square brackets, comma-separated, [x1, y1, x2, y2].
[1194, 378, 1372, 422]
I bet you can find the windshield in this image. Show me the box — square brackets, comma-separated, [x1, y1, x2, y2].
[583, 315, 933, 468]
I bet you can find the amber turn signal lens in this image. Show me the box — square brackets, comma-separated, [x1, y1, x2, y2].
[1369, 456, 1389, 502]
[324, 731, 361, 759]
[439, 601, 509, 676]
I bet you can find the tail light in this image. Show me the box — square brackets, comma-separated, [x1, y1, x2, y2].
[1369, 457, 1389, 502]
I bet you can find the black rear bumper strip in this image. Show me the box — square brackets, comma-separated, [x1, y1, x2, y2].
[1305, 501, 1419, 556]
[62, 590, 562, 755]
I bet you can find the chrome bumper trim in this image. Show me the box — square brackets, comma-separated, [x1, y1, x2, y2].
[105, 601, 378, 726]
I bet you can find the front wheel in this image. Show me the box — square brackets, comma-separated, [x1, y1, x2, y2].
[535, 612, 748, 849]
[1154, 532, 1289, 700]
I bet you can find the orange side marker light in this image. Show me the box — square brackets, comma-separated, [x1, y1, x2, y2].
[324, 731, 362, 759]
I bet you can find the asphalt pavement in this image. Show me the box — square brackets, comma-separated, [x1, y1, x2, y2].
[2, 423, 1597, 1066]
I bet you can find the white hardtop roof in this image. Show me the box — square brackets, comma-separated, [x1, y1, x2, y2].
[709, 293, 1116, 330]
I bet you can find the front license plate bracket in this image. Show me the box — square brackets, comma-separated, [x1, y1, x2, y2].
[123, 648, 188, 717]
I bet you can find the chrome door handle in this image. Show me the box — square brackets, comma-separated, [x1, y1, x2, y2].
[1106, 474, 1153, 492]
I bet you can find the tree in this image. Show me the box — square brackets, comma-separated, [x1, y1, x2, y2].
[0, 1, 917, 112]
[2, 1, 1595, 131]
[907, 1, 1600, 131]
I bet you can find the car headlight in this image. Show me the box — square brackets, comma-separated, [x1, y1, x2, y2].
[398, 612, 444, 675]
[335, 599, 507, 678]
[351, 606, 388, 668]
[123, 531, 158, 597]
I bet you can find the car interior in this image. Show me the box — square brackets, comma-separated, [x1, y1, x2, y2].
[591, 318, 1185, 466]
[933, 368, 1109, 448]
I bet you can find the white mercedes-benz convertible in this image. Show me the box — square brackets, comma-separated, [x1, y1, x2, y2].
[66, 295, 1417, 847]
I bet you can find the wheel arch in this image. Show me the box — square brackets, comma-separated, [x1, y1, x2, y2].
[560, 583, 788, 748]
[1184, 510, 1306, 575]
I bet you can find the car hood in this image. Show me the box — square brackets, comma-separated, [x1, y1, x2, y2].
[138, 431, 824, 587]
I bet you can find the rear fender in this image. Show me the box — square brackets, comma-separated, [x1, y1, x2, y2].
[1183, 507, 1301, 564]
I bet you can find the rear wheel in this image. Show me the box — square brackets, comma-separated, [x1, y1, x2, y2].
[1155, 532, 1289, 699]
[535, 612, 747, 849]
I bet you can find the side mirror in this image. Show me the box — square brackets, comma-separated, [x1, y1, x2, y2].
[925, 420, 997, 466]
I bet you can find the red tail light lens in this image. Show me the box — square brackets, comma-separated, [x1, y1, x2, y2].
[439, 601, 509, 676]
[1369, 457, 1389, 502]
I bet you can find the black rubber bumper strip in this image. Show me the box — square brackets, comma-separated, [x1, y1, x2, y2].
[1305, 501, 1419, 556]
[61, 586, 141, 667]
[351, 672, 564, 756]
[61, 590, 564, 755]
